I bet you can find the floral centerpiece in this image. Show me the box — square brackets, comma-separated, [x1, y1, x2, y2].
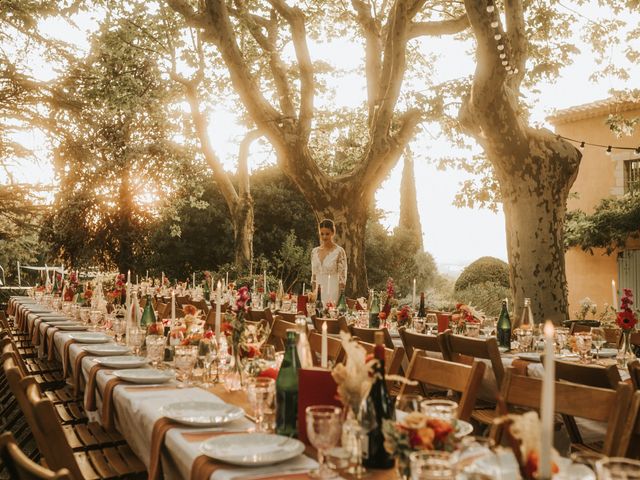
[496, 411, 559, 480]
[454, 303, 483, 333]
[395, 305, 411, 328]
[107, 274, 126, 306]
[383, 412, 457, 478]
[575, 297, 597, 320]
[63, 271, 79, 302]
[617, 288, 638, 364]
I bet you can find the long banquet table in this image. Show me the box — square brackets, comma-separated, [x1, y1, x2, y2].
[11, 297, 398, 480]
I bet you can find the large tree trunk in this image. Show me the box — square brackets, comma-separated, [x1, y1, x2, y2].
[232, 193, 254, 274]
[498, 147, 578, 325]
[116, 169, 134, 274]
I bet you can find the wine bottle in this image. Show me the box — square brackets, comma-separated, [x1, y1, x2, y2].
[417, 291, 426, 318]
[369, 292, 380, 328]
[203, 280, 211, 302]
[337, 289, 348, 316]
[497, 299, 511, 349]
[362, 331, 395, 469]
[276, 329, 301, 437]
[315, 285, 324, 317]
[140, 294, 156, 331]
[52, 273, 59, 296]
[520, 297, 534, 329]
[295, 314, 313, 368]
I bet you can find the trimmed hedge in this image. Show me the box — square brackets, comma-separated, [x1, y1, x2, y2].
[454, 256, 510, 292]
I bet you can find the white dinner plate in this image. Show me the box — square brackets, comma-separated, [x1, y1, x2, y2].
[464, 452, 595, 480]
[595, 348, 617, 358]
[96, 356, 148, 368]
[56, 324, 90, 331]
[516, 352, 541, 362]
[36, 314, 68, 318]
[44, 320, 73, 326]
[455, 420, 474, 438]
[112, 368, 174, 384]
[83, 344, 131, 356]
[67, 332, 111, 344]
[160, 401, 245, 427]
[200, 433, 305, 466]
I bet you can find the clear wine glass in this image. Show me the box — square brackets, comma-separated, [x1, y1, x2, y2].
[174, 345, 197, 387]
[481, 317, 496, 338]
[395, 394, 424, 413]
[197, 338, 217, 387]
[247, 377, 275, 432]
[596, 457, 640, 479]
[425, 313, 437, 335]
[128, 327, 146, 357]
[591, 327, 606, 361]
[306, 405, 342, 479]
[575, 332, 593, 363]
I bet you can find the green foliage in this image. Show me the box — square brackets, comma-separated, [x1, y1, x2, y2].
[455, 281, 513, 318]
[564, 194, 640, 254]
[454, 256, 510, 292]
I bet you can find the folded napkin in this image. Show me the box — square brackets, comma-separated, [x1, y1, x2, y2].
[84, 363, 113, 411]
[148, 417, 182, 480]
[62, 338, 78, 378]
[101, 376, 125, 431]
[31, 319, 42, 345]
[72, 351, 90, 397]
[46, 327, 60, 361]
[191, 456, 316, 480]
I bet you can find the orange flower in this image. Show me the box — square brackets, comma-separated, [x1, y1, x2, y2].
[184, 304, 198, 316]
[427, 419, 453, 443]
[524, 451, 559, 478]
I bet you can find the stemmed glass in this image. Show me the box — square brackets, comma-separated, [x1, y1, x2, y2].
[112, 317, 125, 344]
[247, 377, 275, 432]
[555, 327, 569, 355]
[146, 335, 166, 368]
[425, 313, 437, 335]
[197, 338, 217, 387]
[89, 310, 102, 331]
[575, 332, 593, 363]
[591, 327, 606, 361]
[79, 307, 91, 325]
[128, 327, 146, 356]
[596, 457, 640, 479]
[306, 406, 342, 479]
[395, 394, 424, 413]
[174, 345, 197, 387]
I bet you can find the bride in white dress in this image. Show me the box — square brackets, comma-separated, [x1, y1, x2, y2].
[311, 219, 347, 305]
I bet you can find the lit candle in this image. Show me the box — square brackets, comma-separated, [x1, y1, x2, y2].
[321, 321, 328, 368]
[133, 295, 140, 327]
[302, 282, 306, 295]
[328, 274, 331, 300]
[127, 269, 131, 284]
[540, 320, 555, 479]
[412, 278, 416, 309]
[215, 280, 222, 339]
[136, 274, 139, 285]
[171, 290, 176, 323]
[253, 278, 256, 292]
[612, 279, 618, 310]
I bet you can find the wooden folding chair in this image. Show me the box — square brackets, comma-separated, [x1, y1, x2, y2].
[490, 371, 633, 456]
[349, 326, 395, 349]
[618, 387, 640, 459]
[399, 352, 486, 421]
[555, 360, 622, 389]
[312, 317, 348, 335]
[629, 360, 640, 391]
[398, 326, 441, 360]
[19, 376, 146, 479]
[267, 318, 297, 351]
[276, 312, 298, 323]
[187, 299, 210, 313]
[0, 431, 72, 480]
[357, 340, 405, 394]
[439, 332, 505, 426]
[308, 331, 345, 366]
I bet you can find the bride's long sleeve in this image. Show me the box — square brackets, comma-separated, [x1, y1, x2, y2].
[337, 247, 347, 286]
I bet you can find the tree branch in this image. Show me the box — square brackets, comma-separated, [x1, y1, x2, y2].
[238, 130, 263, 197]
[504, 0, 526, 88]
[407, 14, 469, 39]
[351, 0, 382, 117]
[165, 0, 211, 30]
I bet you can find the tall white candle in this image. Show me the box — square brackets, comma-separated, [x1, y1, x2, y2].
[125, 281, 131, 344]
[171, 290, 176, 323]
[17, 261, 21, 286]
[146, 270, 149, 280]
[193, 272, 196, 289]
[253, 278, 256, 292]
[327, 274, 331, 299]
[263, 270, 267, 292]
[302, 282, 305, 295]
[612, 279, 618, 309]
[133, 295, 140, 327]
[215, 281, 222, 339]
[136, 274, 139, 285]
[161, 272, 165, 286]
[226, 271, 229, 286]
[127, 270, 131, 284]
[321, 321, 328, 368]
[540, 320, 555, 479]
[412, 278, 416, 309]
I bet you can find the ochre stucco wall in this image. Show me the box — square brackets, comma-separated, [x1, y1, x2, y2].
[552, 105, 640, 314]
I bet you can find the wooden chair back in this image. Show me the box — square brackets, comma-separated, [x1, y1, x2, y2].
[349, 326, 395, 349]
[277, 312, 298, 323]
[554, 359, 622, 389]
[629, 360, 640, 391]
[1, 338, 29, 378]
[308, 331, 345, 366]
[399, 352, 486, 421]
[357, 341, 404, 377]
[569, 323, 592, 335]
[312, 317, 348, 334]
[186, 299, 210, 313]
[0, 431, 72, 480]
[491, 371, 633, 456]
[267, 318, 297, 351]
[398, 326, 441, 359]
[155, 302, 168, 319]
[176, 295, 190, 307]
[440, 332, 505, 389]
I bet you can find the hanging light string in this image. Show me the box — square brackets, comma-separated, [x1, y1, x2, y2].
[554, 134, 640, 155]
[486, 1, 518, 75]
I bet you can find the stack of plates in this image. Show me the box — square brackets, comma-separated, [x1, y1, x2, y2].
[112, 369, 174, 384]
[96, 356, 148, 368]
[83, 344, 130, 356]
[160, 402, 244, 427]
[67, 332, 111, 343]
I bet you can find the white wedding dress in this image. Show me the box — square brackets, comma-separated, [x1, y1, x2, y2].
[311, 245, 347, 305]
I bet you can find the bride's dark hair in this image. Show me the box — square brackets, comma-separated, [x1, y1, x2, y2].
[318, 219, 336, 233]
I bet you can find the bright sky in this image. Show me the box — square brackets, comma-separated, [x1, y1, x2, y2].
[5, 2, 638, 273]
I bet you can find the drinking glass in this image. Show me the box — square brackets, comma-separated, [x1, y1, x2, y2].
[247, 377, 275, 432]
[89, 310, 102, 331]
[174, 345, 197, 387]
[515, 328, 533, 352]
[146, 335, 166, 368]
[128, 327, 146, 356]
[306, 406, 342, 479]
[410, 451, 455, 479]
[575, 332, 593, 363]
[62, 301, 72, 315]
[395, 394, 424, 413]
[466, 323, 480, 338]
[260, 344, 276, 368]
[421, 399, 458, 423]
[591, 327, 606, 360]
[197, 338, 217, 387]
[79, 307, 91, 325]
[596, 457, 640, 479]
[481, 318, 495, 338]
[555, 327, 570, 355]
[425, 313, 437, 334]
[413, 318, 426, 334]
[112, 317, 125, 344]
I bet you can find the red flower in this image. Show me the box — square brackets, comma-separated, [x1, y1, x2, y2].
[184, 304, 198, 316]
[203, 329, 215, 339]
[258, 367, 278, 380]
[221, 322, 233, 335]
[378, 312, 387, 320]
[427, 419, 453, 443]
[236, 286, 250, 310]
[617, 309, 637, 330]
[269, 291, 277, 302]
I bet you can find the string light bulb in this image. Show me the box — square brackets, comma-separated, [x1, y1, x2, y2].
[497, 44, 505, 51]
[499, 53, 506, 59]
[494, 34, 502, 40]
[486, 2, 495, 13]
[491, 21, 499, 28]
[606, 146, 612, 155]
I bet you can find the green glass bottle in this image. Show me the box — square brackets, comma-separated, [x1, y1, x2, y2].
[417, 292, 427, 318]
[362, 331, 395, 469]
[203, 280, 211, 302]
[315, 285, 324, 317]
[75, 282, 85, 304]
[52, 273, 59, 296]
[140, 294, 156, 330]
[497, 299, 511, 350]
[369, 292, 380, 328]
[337, 290, 348, 316]
[276, 329, 301, 437]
